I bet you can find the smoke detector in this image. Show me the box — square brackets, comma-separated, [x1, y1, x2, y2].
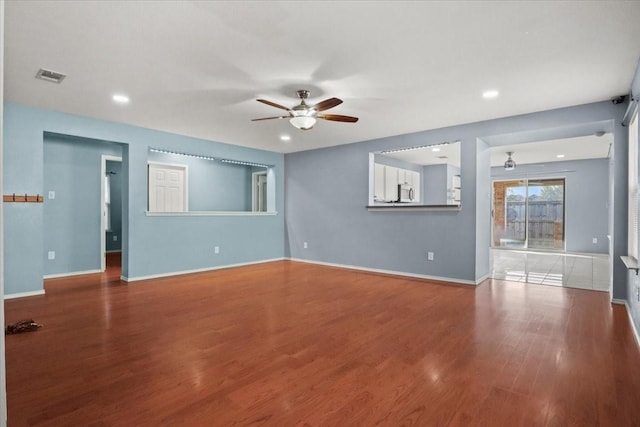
[35, 68, 66, 84]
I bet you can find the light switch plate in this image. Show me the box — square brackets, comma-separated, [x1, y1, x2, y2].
[48, 191, 55, 200]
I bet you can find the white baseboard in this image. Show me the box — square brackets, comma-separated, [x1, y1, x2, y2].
[106, 250, 122, 254]
[122, 257, 286, 282]
[612, 299, 640, 348]
[288, 257, 478, 286]
[475, 273, 491, 285]
[5, 290, 46, 300]
[44, 269, 102, 279]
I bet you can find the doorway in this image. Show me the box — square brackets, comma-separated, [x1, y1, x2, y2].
[492, 178, 565, 250]
[44, 134, 125, 279]
[252, 171, 267, 212]
[101, 155, 123, 272]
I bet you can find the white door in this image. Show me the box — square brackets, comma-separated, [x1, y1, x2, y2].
[148, 163, 187, 212]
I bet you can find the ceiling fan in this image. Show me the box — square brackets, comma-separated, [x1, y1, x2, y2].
[252, 90, 359, 130]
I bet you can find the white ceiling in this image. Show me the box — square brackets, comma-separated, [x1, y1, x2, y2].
[4, 1, 640, 153]
[383, 141, 461, 168]
[489, 134, 612, 167]
[379, 133, 611, 169]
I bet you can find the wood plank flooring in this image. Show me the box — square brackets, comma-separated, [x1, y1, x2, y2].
[5, 259, 640, 426]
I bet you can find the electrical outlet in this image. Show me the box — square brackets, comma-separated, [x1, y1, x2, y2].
[113, 235, 118, 241]
[427, 252, 434, 261]
[592, 237, 598, 244]
[47, 251, 55, 260]
[48, 191, 55, 200]
[214, 246, 220, 254]
[303, 242, 308, 249]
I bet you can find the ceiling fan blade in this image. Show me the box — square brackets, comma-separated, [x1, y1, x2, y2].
[312, 97, 343, 112]
[257, 99, 290, 111]
[251, 116, 289, 121]
[318, 114, 359, 123]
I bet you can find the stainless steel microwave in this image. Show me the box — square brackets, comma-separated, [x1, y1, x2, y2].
[397, 184, 415, 202]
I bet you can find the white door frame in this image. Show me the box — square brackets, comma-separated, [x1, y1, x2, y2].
[252, 170, 267, 212]
[101, 155, 122, 272]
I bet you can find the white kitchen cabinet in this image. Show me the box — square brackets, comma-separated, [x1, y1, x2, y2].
[374, 163, 385, 201]
[398, 169, 408, 185]
[373, 163, 421, 203]
[410, 171, 420, 202]
[384, 166, 399, 202]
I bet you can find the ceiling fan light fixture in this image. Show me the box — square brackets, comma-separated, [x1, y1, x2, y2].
[289, 115, 316, 130]
[253, 90, 357, 129]
[504, 151, 516, 171]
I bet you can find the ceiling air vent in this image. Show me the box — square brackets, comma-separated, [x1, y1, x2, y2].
[35, 68, 67, 84]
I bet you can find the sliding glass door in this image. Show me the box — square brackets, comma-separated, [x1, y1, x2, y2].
[492, 180, 527, 248]
[527, 179, 565, 249]
[492, 178, 565, 250]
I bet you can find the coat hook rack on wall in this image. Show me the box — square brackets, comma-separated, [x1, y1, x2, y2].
[3, 193, 44, 203]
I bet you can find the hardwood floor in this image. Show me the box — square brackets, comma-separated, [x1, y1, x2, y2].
[5, 259, 640, 426]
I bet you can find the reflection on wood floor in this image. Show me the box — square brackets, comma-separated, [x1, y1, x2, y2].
[492, 249, 610, 291]
[5, 260, 640, 425]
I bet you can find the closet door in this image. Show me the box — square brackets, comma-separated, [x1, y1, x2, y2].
[148, 163, 187, 212]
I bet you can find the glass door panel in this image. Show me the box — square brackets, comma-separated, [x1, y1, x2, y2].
[527, 179, 565, 250]
[492, 180, 527, 249]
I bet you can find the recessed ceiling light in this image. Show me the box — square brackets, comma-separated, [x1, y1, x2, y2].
[482, 90, 499, 99]
[432, 147, 441, 152]
[112, 94, 130, 104]
[280, 135, 291, 141]
[556, 154, 565, 158]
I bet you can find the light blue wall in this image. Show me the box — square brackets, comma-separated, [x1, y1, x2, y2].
[491, 158, 610, 254]
[43, 133, 122, 275]
[106, 160, 122, 252]
[285, 132, 477, 282]
[148, 151, 258, 211]
[285, 101, 627, 286]
[3, 103, 285, 295]
[475, 138, 491, 280]
[422, 164, 448, 204]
